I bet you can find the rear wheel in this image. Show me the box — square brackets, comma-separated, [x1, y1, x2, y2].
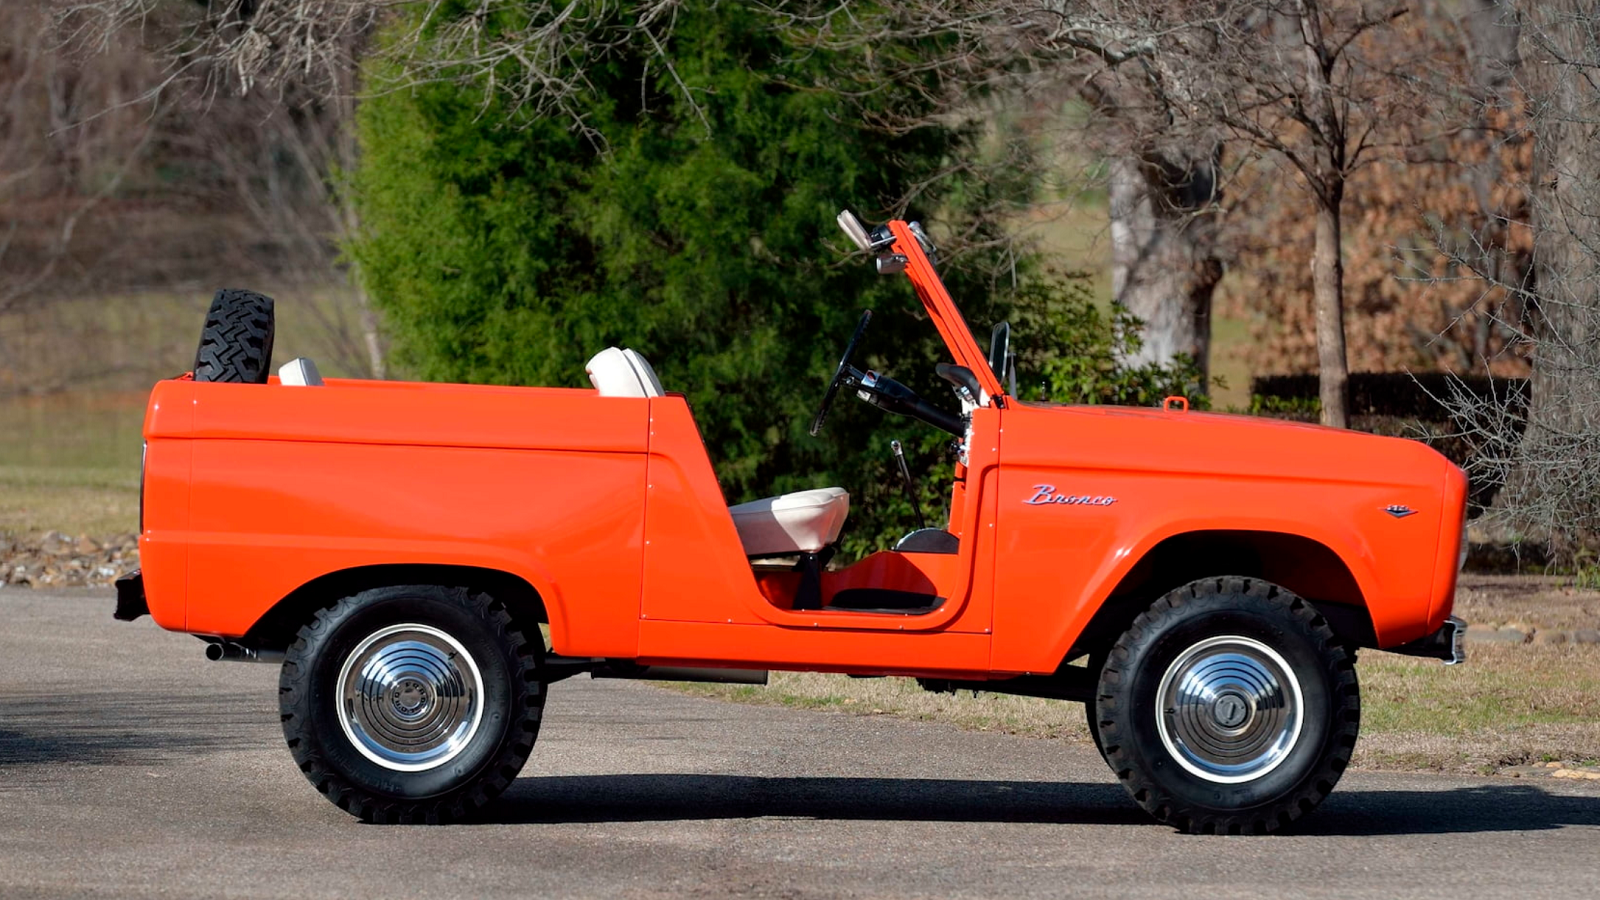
[193, 288, 275, 383]
[1094, 577, 1359, 834]
[1083, 653, 1107, 761]
[279, 584, 544, 824]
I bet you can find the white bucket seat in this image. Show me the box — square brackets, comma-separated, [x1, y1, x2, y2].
[584, 347, 849, 557]
[729, 488, 850, 557]
[586, 347, 664, 398]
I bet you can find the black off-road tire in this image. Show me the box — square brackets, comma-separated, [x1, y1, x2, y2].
[193, 288, 275, 383]
[1083, 653, 1108, 762]
[279, 585, 544, 824]
[1094, 577, 1359, 835]
[1084, 699, 1107, 762]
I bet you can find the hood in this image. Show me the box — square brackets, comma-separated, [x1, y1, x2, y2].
[1008, 402, 1456, 489]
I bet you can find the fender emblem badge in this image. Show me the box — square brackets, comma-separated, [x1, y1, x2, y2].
[1024, 485, 1117, 507]
[1384, 505, 1418, 519]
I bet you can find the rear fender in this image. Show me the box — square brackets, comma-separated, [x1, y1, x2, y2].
[242, 562, 559, 652]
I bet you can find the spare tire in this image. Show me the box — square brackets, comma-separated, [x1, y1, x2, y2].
[193, 288, 275, 383]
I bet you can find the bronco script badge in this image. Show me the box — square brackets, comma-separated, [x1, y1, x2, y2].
[1024, 485, 1117, 507]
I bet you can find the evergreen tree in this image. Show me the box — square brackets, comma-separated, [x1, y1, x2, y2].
[350, 1, 1198, 554]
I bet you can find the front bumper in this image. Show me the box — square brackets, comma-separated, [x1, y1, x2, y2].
[1390, 615, 1467, 665]
[114, 570, 148, 622]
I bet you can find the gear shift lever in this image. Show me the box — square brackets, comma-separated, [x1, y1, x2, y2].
[890, 440, 926, 531]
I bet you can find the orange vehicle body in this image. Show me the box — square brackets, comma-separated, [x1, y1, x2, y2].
[136, 219, 1468, 679]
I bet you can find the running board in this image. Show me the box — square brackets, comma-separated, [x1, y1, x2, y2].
[543, 655, 768, 686]
[918, 668, 1096, 703]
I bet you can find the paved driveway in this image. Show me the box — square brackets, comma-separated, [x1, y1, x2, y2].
[3, 588, 1598, 899]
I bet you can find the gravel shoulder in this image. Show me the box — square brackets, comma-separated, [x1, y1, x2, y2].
[3, 587, 1600, 900]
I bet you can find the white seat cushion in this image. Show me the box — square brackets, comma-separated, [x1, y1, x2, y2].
[729, 488, 850, 557]
[586, 347, 664, 398]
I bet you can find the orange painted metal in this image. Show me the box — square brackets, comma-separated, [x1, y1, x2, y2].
[990, 404, 1459, 672]
[135, 217, 1467, 680]
[143, 377, 650, 656]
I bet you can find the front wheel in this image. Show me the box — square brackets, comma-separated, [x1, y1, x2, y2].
[1094, 577, 1359, 834]
[279, 585, 545, 823]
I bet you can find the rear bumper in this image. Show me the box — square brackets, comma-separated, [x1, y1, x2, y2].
[113, 570, 149, 622]
[1390, 615, 1466, 665]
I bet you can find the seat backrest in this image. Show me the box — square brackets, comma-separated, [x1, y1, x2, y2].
[586, 347, 664, 398]
[278, 358, 324, 386]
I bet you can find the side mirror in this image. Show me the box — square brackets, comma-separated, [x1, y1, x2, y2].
[989, 322, 1010, 382]
[990, 321, 1016, 396]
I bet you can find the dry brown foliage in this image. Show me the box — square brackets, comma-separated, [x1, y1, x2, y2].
[1220, 96, 1534, 378]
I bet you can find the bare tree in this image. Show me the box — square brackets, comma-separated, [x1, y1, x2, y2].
[1483, 0, 1600, 554]
[44, 0, 722, 383]
[2, 0, 393, 388]
[1151, 0, 1444, 428]
[52, 0, 690, 150]
[779, 1, 1466, 426]
[1106, 149, 1222, 385]
[1419, 0, 1600, 562]
[180, 58, 390, 377]
[0, 0, 157, 316]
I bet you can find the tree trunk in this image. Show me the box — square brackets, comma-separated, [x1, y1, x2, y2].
[1311, 187, 1349, 429]
[1464, 0, 1520, 95]
[1296, 0, 1350, 429]
[1108, 149, 1223, 387]
[1505, 0, 1600, 546]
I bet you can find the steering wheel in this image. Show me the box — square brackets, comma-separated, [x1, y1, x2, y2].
[809, 310, 873, 436]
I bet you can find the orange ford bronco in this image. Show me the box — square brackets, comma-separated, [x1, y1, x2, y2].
[116, 211, 1467, 833]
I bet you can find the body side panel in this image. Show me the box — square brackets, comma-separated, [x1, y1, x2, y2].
[140, 386, 195, 630]
[638, 397, 765, 625]
[144, 379, 651, 654]
[989, 404, 1455, 673]
[1428, 464, 1470, 629]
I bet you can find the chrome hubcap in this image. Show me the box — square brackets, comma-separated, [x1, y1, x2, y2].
[1155, 635, 1303, 784]
[336, 624, 484, 772]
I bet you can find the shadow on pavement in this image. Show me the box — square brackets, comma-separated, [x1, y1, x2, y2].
[492, 773, 1142, 826]
[0, 691, 268, 769]
[485, 774, 1600, 834]
[1300, 783, 1600, 836]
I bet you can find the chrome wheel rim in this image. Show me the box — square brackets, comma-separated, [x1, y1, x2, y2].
[336, 623, 484, 772]
[1155, 635, 1303, 784]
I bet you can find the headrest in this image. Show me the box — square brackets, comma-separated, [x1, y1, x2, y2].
[585, 347, 664, 398]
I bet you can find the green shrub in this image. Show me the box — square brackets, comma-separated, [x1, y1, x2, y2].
[349, 1, 1203, 557]
[1008, 276, 1207, 408]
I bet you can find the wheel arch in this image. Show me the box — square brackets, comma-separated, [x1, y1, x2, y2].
[242, 563, 551, 652]
[1070, 529, 1375, 661]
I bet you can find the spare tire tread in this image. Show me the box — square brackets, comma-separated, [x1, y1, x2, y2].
[194, 288, 275, 383]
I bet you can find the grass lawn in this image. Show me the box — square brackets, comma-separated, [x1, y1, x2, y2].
[0, 393, 145, 538]
[674, 639, 1600, 776]
[673, 578, 1600, 775]
[0, 285, 368, 540]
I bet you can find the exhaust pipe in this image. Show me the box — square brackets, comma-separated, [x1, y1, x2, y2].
[204, 640, 285, 664]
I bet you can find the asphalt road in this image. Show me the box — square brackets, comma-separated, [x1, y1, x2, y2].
[3, 589, 1599, 900]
